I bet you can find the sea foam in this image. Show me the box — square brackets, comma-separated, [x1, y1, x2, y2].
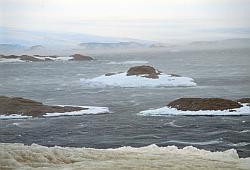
[81, 72, 196, 87]
[0, 143, 249, 170]
[139, 104, 250, 116]
[0, 106, 109, 119]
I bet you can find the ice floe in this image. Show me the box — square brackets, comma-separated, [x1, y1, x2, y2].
[81, 72, 196, 87]
[0, 143, 249, 170]
[139, 104, 250, 116]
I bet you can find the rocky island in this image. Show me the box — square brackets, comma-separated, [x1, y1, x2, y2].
[0, 54, 94, 62]
[69, 54, 94, 61]
[81, 65, 196, 87]
[0, 96, 109, 119]
[139, 97, 250, 116]
[167, 98, 242, 111]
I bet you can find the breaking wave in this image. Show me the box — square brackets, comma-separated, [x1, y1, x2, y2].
[0, 143, 249, 170]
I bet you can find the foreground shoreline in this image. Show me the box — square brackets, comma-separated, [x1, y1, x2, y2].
[1, 143, 250, 170]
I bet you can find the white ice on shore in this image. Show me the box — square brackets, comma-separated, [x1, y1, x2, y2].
[33, 56, 74, 61]
[0, 106, 109, 119]
[0, 56, 74, 62]
[44, 105, 109, 117]
[0, 143, 249, 170]
[0, 114, 32, 119]
[0, 58, 25, 63]
[139, 104, 250, 116]
[107, 60, 149, 64]
[81, 72, 196, 87]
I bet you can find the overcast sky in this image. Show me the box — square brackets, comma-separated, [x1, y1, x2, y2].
[0, 0, 250, 42]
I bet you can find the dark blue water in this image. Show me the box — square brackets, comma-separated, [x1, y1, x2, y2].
[1, 47, 250, 157]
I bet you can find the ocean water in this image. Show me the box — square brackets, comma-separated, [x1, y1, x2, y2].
[0, 47, 250, 167]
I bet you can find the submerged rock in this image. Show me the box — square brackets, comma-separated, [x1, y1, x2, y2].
[69, 54, 93, 61]
[0, 96, 85, 117]
[127, 65, 161, 79]
[167, 98, 242, 111]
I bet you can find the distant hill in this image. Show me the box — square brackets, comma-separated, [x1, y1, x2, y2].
[0, 44, 28, 53]
[79, 42, 149, 49]
[0, 28, 153, 49]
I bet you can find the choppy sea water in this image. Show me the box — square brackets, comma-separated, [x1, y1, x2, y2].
[0, 47, 250, 168]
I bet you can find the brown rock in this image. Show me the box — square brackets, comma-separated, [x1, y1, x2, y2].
[127, 65, 161, 79]
[69, 54, 93, 61]
[1, 55, 19, 59]
[237, 98, 250, 104]
[105, 72, 123, 76]
[20, 55, 43, 62]
[0, 96, 86, 117]
[0, 55, 44, 62]
[167, 98, 242, 111]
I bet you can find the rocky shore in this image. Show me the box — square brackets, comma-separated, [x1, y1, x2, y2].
[0, 96, 85, 117]
[0, 54, 94, 62]
[167, 98, 245, 111]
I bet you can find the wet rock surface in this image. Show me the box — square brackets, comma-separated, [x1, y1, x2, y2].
[237, 98, 250, 104]
[0, 55, 43, 62]
[0, 96, 85, 117]
[69, 54, 94, 61]
[127, 65, 161, 79]
[167, 98, 242, 111]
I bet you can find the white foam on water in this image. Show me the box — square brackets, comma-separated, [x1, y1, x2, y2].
[81, 72, 196, 87]
[228, 142, 250, 147]
[33, 56, 74, 61]
[44, 105, 109, 117]
[0, 114, 32, 119]
[0, 58, 25, 63]
[0, 106, 109, 119]
[107, 60, 149, 64]
[139, 104, 250, 116]
[0, 143, 249, 170]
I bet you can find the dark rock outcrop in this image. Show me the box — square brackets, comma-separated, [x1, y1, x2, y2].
[0, 55, 19, 59]
[19, 55, 43, 62]
[167, 98, 242, 111]
[69, 54, 93, 61]
[127, 65, 161, 79]
[0, 96, 85, 117]
[237, 98, 250, 104]
[0, 55, 43, 62]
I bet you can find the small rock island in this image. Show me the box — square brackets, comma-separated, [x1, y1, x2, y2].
[0, 54, 94, 62]
[0, 96, 84, 117]
[167, 98, 243, 111]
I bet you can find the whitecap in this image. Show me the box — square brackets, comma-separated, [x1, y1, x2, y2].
[107, 60, 149, 64]
[139, 104, 250, 116]
[80, 72, 196, 87]
[161, 139, 222, 146]
[228, 142, 250, 147]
